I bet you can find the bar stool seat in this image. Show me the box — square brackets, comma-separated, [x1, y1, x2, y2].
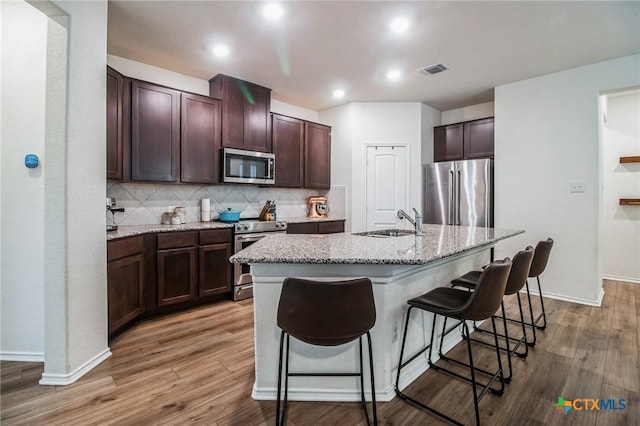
[395, 258, 512, 426]
[276, 277, 377, 426]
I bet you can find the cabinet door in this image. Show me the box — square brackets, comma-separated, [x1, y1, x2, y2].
[157, 247, 197, 306]
[107, 253, 144, 336]
[272, 114, 304, 187]
[304, 122, 331, 189]
[464, 118, 494, 159]
[181, 93, 221, 183]
[434, 123, 464, 162]
[218, 77, 245, 150]
[286, 222, 318, 234]
[199, 243, 232, 297]
[131, 80, 180, 182]
[244, 83, 272, 152]
[106, 67, 130, 181]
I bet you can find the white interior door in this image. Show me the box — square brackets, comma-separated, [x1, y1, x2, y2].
[366, 146, 408, 230]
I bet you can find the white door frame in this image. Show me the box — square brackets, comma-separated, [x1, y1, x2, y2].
[363, 143, 411, 231]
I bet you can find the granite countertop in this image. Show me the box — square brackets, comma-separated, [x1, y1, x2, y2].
[229, 225, 524, 265]
[106, 217, 347, 240]
[106, 222, 234, 240]
[284, 216, 346, 223]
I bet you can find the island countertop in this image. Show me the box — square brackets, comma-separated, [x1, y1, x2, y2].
[229, 224, 524, 265]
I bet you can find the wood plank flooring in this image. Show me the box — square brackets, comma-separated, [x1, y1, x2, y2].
[1, 279, 638, 425]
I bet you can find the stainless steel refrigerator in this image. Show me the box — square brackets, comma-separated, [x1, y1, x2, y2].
[422, 159, 493, 227]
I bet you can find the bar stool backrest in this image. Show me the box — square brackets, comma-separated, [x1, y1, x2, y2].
[504, 246, 535, 295]
[277, 277, 376, 346]
[529, 238, 554, 278]
[461, 258, 511, 321]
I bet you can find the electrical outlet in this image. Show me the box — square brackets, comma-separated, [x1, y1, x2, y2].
[570, 181, 585, 193]
[392, 325, 398, 342]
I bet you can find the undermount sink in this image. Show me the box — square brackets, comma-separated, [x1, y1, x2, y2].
[352, 229, 416, 238]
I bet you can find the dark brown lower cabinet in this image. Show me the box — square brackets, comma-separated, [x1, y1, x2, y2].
[108, 228, 233, 340]
[107, 236, 145, 337]
[199, 243, 232, 296]
[157, 247, 197, 307]
[286, 220, 345, 234]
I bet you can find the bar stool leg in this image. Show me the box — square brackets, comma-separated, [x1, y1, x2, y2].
[357, 336, 372, 425]
[276, 330, 285, 426]
[535, 276, 548, 329]
[366, 331, 377, 425]
[515, 293, 530, 357]
[462, 321, 481, 426]
[499, 302, 513, 383]
[524, 281, 538, 346]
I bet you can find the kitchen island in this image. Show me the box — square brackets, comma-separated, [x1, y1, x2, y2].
[230, 224, 523, 403]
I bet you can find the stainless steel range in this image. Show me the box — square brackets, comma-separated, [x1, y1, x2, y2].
[233, 220, 287, 301]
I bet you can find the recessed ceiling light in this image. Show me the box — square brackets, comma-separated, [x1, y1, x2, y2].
[390, 16, 410, 33]
[386, 69, 402, 81]
[333, 89, 346, 99]
[263, 3, 284, 21]
[213, 44, 230, 57]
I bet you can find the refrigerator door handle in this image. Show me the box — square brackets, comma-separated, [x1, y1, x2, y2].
[457, 169, 461, 226]
[448, 169, 455, 225]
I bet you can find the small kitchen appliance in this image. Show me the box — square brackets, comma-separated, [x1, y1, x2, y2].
[222, 148, 275, 185]
[307, 196, 328, 219]
[106, 197, 125, 232]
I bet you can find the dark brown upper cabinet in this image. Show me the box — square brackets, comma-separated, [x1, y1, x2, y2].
[304, 121, 331, 189]
[131, 80, 181, 182]
[272, 114, 304, 187]
[209, 74, 272, 153]
[463, 118, 494, 159]
[180, 93, 221, 184]
[271, 114, 332, 189]
[106, 66, 130, 181]
[434, 117, 494, 162]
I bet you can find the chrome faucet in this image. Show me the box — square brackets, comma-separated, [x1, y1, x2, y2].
[397, 208, 423, 236]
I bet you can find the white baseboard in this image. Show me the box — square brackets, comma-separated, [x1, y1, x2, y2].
[521, 287, 604, 307]
[0, 351, 45, 362]
[39, 348, 111, 386]
[602, 274, 640, 284]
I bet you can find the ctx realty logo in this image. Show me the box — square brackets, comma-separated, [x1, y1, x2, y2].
[554, 396, 626, 414]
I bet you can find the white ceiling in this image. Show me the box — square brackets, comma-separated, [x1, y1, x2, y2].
[108, 1, 640, 112]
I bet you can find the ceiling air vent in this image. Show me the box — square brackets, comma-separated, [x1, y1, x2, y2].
[419, 64, 448, 75]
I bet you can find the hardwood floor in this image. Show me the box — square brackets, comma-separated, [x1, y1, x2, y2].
[2, 279, 638, 425]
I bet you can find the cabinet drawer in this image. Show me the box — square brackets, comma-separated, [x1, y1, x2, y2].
[318, 220, 345, 234]
[286, 222, 318, 234]
[107, 236, 144, 262]
[157, 231, 198, 250]
[200, 228, 232, 245]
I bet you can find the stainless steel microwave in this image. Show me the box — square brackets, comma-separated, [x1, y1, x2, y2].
[222, 148, 275, 185]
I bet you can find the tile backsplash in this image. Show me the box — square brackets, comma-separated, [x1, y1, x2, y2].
[106, 182, 346, 226]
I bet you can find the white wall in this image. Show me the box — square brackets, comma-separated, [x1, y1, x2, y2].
[37, 0, 111, 385]
[321, 102, 439, 233]
[0, 0, 47, 361]
[495, 54, 640, 305]
[601, 91, 640, 283]
[441, 101, 494, 126]
[421, 103, 441, 165]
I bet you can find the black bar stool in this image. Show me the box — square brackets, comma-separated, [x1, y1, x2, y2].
[451, 246, 535, 382]
[394, 258, 512, 426]
[528, 238, 554, 330]
[276, 277, 377, 426]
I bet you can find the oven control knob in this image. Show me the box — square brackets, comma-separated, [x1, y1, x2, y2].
[243, 224, 250, 231]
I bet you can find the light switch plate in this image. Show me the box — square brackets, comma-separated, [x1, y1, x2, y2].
[570, 181, 585, 193]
